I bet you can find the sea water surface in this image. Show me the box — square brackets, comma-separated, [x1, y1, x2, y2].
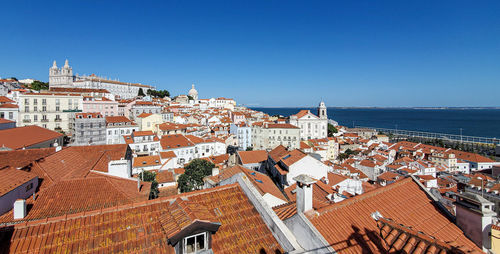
[251, 108, 500, 139]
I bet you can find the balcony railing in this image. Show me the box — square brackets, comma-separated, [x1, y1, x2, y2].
[41, 119, 49, 122]
[23, 119, 31, 123]
[55, 119, 62, 122]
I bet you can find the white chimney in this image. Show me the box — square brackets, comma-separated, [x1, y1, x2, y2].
[455, 193, 497, 252]
[13, 199, 26, 220]
[212, 167, 220, 176]
[293, 174, 315, 213]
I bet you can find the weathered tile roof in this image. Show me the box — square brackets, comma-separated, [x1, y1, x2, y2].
[237, 150, 268, 164]
[375, 216, 481, 253]
[0, 126, 63, 150]
[0, 167, 37, 197]
[0, 174, 150, 224]
[0, 148, 56, 169]
[307, 177, 481, 253]
[0, 184, 283, 253]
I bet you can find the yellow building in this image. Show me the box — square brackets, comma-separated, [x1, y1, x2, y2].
[136, 113, 162, 131]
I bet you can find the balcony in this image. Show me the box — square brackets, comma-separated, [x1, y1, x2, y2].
[23, 119, 31, 123]
[41, 119, 49, 122]
[55, 119, 62, 122]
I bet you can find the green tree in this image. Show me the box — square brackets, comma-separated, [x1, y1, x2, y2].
[30, 80, 49, 91]
[246, 147, 253, 151]
[327, 123, 338, 137]
[148, 90, 170, 98]
[187, 95, 194, 101]
[337, 153, 349, 161]
[138, 88, 146, 97]
[139, 170, 159, 199]
[178, 159, 215, 193]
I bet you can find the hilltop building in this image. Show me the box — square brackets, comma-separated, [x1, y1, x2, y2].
[49, 60, 154, 99]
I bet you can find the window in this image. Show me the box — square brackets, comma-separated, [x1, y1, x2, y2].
[25, 106, 29, 112]
[26, 183, 33, 192]
[34, 106, 38, 112]
[42, 99, 47, 105]
[25, 98, 29, 105]
[42, 106, 47, 112]
[34, 115, 38, 122]
[56, 106, 60, 112]
[8, 112, 13, 119]
[55, 99, 60, 105]
[33, 99, 37, 105]
[184, 232, 207, 253]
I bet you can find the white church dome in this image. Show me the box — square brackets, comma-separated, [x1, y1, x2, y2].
[188, 84, 198, 99]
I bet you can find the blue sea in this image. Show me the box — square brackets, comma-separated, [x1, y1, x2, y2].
[251, 108, 500, 139]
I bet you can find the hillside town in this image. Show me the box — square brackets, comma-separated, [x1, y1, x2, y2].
[1, 61, 500, 253]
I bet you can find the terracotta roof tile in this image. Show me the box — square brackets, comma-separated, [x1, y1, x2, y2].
[0, 126, 62, 150]
[0, 167, 37, 197]
[237, 150, 268, 164]
[308, 177, 481, 253]
[133, 155, 161, 168]
[0, 148, 56, 169]
[0, 184, 283, 254]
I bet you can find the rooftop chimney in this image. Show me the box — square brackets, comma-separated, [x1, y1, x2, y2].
[212, 167, 220, 176]
[13, 199, 26, 220]
[455, 193, 497, 252]
[293, 174, 315, 213]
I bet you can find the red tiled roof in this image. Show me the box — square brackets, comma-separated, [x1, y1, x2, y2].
[105, 115, 134, 124]
[308, 177, 481, 253]
[0, 167, 37, 197]
[238, 150, 268, 164]
[280, 149, 307, 167]
[160, 151, 177, 159]
[0, 148, 56, 169]
[377, 171, 401, 181]
[157, 170, 174, 183]
[27, 144, 129, 187]
[0, 184, 283, 253]
[161, 134, 194, 149]
[0, 126, 62, 150]
[0, 96, 14, 103]
[0, 103, 18, 108]
[137, 112, 153, 118]
[375, 216, 474, 253]
[133, 155, 161, 167]
[133, 130, 155, 136]
[292, 109, 312, 119]
[0, 118, 15, 123]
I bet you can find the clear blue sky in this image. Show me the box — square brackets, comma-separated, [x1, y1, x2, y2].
[1, 1, 499, 107]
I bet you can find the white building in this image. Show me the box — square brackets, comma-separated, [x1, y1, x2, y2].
[269, 148, 330, 187]
[123, 131, 160, 156]
[230, 123, 252, 150]
[49, 60, 154, 99]
[252, 123, 300, 150]
[289, 101, 328, 140]
[17, 92, 83, 133]
[105, 116, 139, 144]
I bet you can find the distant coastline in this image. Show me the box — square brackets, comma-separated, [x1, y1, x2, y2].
[251, 106, 500, 110]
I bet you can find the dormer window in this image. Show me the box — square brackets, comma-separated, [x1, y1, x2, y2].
[183, 232, 207, 253]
